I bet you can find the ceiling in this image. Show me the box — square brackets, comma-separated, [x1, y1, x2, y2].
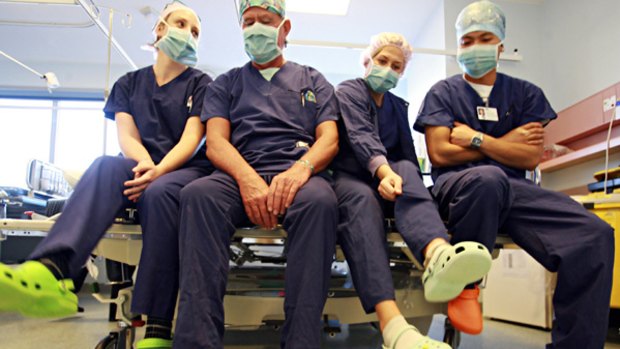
[0, 0, 444, 79]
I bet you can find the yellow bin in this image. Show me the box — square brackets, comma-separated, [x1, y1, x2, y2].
[588, 200, 620, 308]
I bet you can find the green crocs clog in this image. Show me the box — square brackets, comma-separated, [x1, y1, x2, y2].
[423, 241, 492, 303]
[0, 261, 78, 318]
[135, 337, 173, 349]
[0, 263, 24, 313]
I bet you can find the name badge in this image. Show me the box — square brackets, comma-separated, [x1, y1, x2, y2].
[477, 106, 499, 122]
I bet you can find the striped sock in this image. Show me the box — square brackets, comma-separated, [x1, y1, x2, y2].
[144, 317, 172, 340]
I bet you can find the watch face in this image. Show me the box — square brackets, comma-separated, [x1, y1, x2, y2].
[471, 136, 482, 148]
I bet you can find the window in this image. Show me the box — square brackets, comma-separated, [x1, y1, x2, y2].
[0, 99, 53, 187]
[54, 100, 106, 170]
[0, 98, 118, 188]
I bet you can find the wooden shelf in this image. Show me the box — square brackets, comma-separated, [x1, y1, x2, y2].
[540, 137, 620, 173]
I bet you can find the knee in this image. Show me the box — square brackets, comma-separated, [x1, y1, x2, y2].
[467, 166, 509, 192]
[297, 185, 338, 212]
[392, 160, 420, 177]
[590, 217, 615, 257]
[341, 182, 377, 207]
[85, 156, 135, 182]
[141, 179, 174, 203]
[180, 180, 206, 203]
[179, 179, 219, 208]
[91, 155, 134, 171]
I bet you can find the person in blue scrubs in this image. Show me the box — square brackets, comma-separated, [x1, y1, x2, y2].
[414, 1, 614, 347]
[332, 32, 490, 349]
[172, 1, 339, 348]
[0, 2, 212, 348]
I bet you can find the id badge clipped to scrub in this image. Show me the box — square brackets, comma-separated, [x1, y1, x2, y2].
[476, 106, 499, 122]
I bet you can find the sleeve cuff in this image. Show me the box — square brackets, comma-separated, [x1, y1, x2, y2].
[368, 155, 389, 177]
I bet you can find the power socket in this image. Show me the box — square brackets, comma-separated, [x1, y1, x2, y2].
[604, 95, 617, 112]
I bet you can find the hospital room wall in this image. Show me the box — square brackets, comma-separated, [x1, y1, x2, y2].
[407, 0, 447, 173]
[540, 0, 620, 112]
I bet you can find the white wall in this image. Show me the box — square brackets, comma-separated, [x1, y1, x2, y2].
[407, 0, 447, 173]
[540, 0, 620, 111]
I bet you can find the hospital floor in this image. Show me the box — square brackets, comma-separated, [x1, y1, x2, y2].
[1, 290, 620, 349]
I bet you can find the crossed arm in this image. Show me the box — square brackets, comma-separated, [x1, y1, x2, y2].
[206, 117, 338, 229]
[425, 121, 545, 171]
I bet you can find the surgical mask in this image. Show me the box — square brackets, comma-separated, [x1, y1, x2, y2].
[155, 20, 198, 67]
[456, 43, 501, 79]
[365, 63, 400, 94]
[243, 19, 286, 64]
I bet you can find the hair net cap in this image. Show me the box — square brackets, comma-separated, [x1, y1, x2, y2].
[455, 0, 506, 41]
[239, 0, 286, 19]
[159, 1, 201, 26]
[360, 32, 413, 69]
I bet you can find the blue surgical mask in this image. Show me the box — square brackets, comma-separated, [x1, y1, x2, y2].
[365, 63, 400, 93]
[456, 43, 500, 79]
[243, 20, 286, 64]
[155, 21, 198, 67]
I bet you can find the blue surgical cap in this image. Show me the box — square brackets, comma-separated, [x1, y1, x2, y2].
[455, 0, 506, 41]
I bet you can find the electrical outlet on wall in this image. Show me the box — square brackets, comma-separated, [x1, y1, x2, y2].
[604, 95, 617, 112]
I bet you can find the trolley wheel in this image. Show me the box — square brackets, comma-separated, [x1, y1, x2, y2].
[94, 332, 119, 349]
[443, 318, 461, 348]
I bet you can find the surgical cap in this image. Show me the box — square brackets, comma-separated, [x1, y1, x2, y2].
[157, 1, 201, 30]
[455, 0, 506, 41]
[239, 0, 286, 19]
[360, 32, 413, 68]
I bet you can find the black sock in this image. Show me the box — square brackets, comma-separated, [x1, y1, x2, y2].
[465, 280, 482, 289]
[145, 316, 172, 340]
[37, 254, 70, 280]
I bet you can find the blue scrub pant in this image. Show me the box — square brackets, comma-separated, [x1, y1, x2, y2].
[132, 165, 211, 320]
[432, 166, 614, 349]
[332, 160, 449, 313]
[173, 171, 337, 349]
[29, 155, 210, 321]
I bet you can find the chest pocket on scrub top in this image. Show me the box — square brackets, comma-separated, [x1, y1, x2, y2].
[275, 88, 317, 135]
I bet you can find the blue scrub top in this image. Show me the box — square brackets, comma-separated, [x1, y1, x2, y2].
[104, 66, 213, 168]
[332, 78, 418, 181]
[414, 73, 556, 183]
[201, 61, 339, 174]
[377, 93, 400, 157]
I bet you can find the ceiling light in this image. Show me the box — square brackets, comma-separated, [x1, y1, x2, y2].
[287, 0, 350, 16]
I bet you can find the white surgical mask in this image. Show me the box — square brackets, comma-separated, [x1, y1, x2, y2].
[456, 43, 501, 79]
[155, 19, 199, 66]
[243, 19, 286, 64]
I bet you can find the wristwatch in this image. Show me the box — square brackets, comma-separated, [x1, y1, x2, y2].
[470, 132, 484, 149]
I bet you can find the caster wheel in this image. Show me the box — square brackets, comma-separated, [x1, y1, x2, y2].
[95, 332, 119, 349]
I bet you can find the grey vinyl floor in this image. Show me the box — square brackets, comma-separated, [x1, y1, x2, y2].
[1, 290, 619, 349]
